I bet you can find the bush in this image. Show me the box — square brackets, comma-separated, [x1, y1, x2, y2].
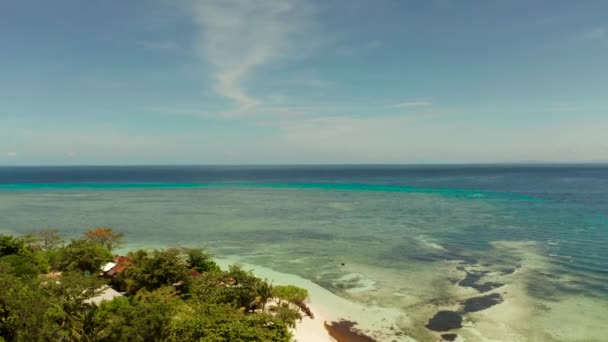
[92, 287, 181, 342]
[166, 302, 293, 342]
[272, 285, 308, 305]
[119, 248, 190, 294]
[184, 248, 220, 273]
[56, 240, 113, 273]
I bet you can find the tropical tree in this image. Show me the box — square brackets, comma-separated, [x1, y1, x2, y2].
[272, 285, 309, 311]
[119, 248, 190, 294]
[56, 240, 113, 273]
[0, 267, 54, 341]
[44, 272, 105, 341]
[183, 247, 220, 273]
[91, 287, 181, 342]
[0, 235, 28, 256]
[84, 227, 124, 251]
[256, 281, 273, 311]
[166, 302, 293, 342]
[189, 266, 274, 313]
[24, 229, 63, 251]
[0, 235, 49, 276]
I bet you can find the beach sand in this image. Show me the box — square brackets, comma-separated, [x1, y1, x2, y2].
[293, 303, 336, 342]
[216, 257, 415, 342]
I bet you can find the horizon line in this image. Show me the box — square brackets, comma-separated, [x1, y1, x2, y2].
[1, 161, 608, 168]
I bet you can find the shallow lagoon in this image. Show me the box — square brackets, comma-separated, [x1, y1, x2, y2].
[1, 166, 607, 341]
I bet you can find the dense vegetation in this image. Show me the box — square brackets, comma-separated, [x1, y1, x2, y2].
[0, 229, 307, 342]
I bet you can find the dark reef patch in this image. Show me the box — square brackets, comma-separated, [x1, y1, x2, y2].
[324, 320, 377, 342]
[425, 311, 463, 331]
[458, 271, 504, 293]
[462, 293, 504, 313]
[441, 333, 458, 341]
[500, 267, 516, 275]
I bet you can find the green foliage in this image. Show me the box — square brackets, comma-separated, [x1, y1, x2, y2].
[189, 265, 268, 312]
[0, 235, 28, 256]
[272, 285, 309, 305]
[43, 272, 106, 341]
[119, 248, 190, 294]
[56, 240, 113, 273]
[0, 254, 39, 278]
[84, 227, 124, 251]
[0, 233, 306, 342]
[0, 269, 54, 341]
[92, 287, 181, 342]
[184, 247, 220, 273]
[0, 235, 49, 277]
[23, 229, 63, 251]
[269, 304, 301, 328]
[256, 280, 273, 310]
[166, 302, 293, 342]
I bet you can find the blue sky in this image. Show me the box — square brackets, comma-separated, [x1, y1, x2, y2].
[1, 0, 607, 165]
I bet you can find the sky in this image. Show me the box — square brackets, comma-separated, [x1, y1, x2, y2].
[1, 0, 607, 165]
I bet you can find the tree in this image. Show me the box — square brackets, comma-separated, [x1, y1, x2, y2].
[119, 248, 190, 294]
[269, 304, 301, 328]
[0, 235, 49, 277]
[0, 267, 104, 342]
[56, 240, 113, 273]
[24, 229, 63, 251]
[0, 233, 307, 342]
[189, 266, 273, 313]
[84, 227, 124, 251]
[166, 302, 293, 342]
[272, 285, 308, 306]
[91, 287, 182, 342]
[44, 272, 106, 341]
[256, 281, 273, 311]
[183, 248, 220, 273]
[0, 266, 54, 341]
[0, 235, 28, 256]
[0, 254, 40, 278]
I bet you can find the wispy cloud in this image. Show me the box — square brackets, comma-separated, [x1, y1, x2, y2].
[148, 106, 215, 117]
[7, 152, 17, 158]
[580, 27, 607, 42]
[191, 0, 317, 117]
[387, 101, 433, 109]
[548, 102, 603, 113]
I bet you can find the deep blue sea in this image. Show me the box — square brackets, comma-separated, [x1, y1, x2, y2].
[1, 165, 607, 341]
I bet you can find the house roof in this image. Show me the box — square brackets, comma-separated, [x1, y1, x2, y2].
[101, 262, 117, 272]
[102, 255, 133, 276]
[84, 286, 123, 306]
[114, 255, 132, 263]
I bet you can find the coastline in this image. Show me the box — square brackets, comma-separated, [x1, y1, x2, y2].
[215, 257, 414, 342]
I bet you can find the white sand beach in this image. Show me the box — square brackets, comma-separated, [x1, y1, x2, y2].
[292, 302, 336, 342]
[216, 257, 415, 342]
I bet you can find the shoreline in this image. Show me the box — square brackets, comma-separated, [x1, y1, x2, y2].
[215, 257, 413, 342]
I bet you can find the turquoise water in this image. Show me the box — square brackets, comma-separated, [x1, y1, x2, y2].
[1, 166, 607, 341]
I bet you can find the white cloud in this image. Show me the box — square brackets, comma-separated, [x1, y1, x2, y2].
[191, 0, 317, 117]
[387, 101, 433, 108]
[7, 152, 17, 158]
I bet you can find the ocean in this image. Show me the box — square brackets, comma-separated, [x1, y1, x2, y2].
[1, 165, 607, 341]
